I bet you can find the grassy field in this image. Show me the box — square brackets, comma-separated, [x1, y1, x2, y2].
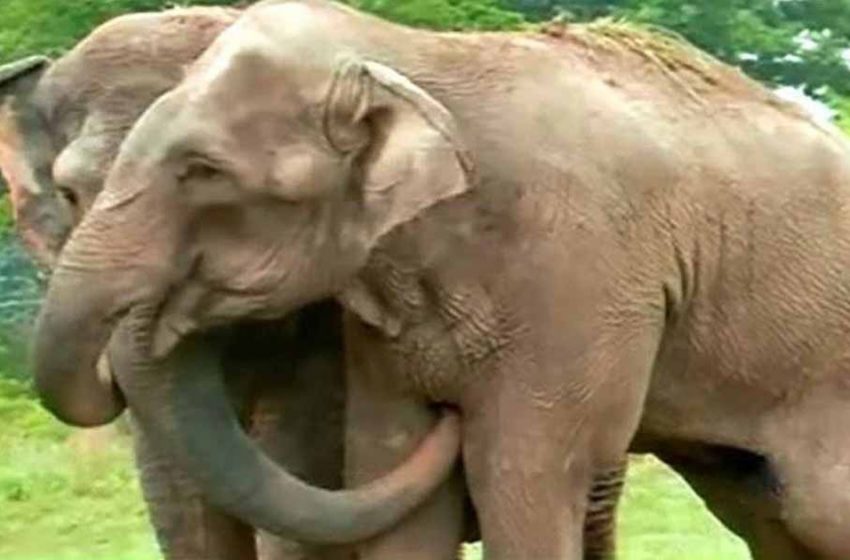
[0, 374, 751, 560]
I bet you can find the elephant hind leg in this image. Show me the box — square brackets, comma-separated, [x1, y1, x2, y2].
[583, 458, 628, 560]
[771, 448, 850, 558]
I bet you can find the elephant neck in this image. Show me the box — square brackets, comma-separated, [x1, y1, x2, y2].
[340, 198, 517, 398]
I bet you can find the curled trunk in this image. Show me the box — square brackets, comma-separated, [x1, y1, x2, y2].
[33, 266, 128, 426]
[106, 312, 461, 544]
[34, 199, 461, 541]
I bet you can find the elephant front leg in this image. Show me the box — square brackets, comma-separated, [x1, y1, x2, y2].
[130, 413, 257, 560]
[344, 323, 465, 559]
[462, 400, 588, 560]
[463, 352, 651, 560]
[247, 349, 353, 560]
[345, 391, 466, 560]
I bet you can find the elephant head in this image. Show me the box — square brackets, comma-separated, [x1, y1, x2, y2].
[32, 1, 464, 543]
[0, 7, 243, 425]
[0, 7, 240, 271]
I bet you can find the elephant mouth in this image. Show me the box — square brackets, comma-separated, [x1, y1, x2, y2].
[145, 298, 345, 455]
[147, 270, 292, 361]
[109, 297, 461, 543]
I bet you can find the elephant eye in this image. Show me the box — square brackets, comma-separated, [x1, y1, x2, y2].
[179, 160, 224, 183]
[57, 185, 78, 208]
[177, 155, 241, 206]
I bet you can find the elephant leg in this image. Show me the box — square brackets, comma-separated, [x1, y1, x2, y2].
[657, 447, 815, 560]
[343, 318, 465, 560]
[224, 306, 353, 560]
[461, 397, 594, 560]
[583, 458, 628, 560]
[764, 407, 850, 560]
[461, 331, 653, 558]
[248, 346, 352, 560]
[129, 413, 257, 560]
[344, 391, 466, 560]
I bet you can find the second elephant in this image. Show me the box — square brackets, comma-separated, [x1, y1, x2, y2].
[0, 8, 352, 560]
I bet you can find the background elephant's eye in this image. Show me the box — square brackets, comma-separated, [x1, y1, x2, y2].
[57, 185, 78, 208]
[180, 161, 222, 182]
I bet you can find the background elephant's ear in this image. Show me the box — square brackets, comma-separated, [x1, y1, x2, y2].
[323, 57, 476, 246]
[0, 56, 50, 96]
[0, 56, 57, 269]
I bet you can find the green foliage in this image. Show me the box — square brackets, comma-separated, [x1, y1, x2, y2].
[0, 0, 244, 63]
[346, 0, 524, 30]
[827, 94, 850, 136]
[1, 194, 12, 231]
[507, 0, 850, 99]
[0, 377, 67, 443]
[0, 378, 155, 560]
[0, 232, 41, 329]
[0, 0, 524, 65]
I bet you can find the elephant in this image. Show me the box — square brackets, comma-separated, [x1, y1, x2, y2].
[0, 7, 461, 560]
[34, 1, 850, 558]
[2, 6, 631, 560]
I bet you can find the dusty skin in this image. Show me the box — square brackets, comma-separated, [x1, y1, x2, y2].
[22, 0, 850, 558]
[1, 6, 628, 560]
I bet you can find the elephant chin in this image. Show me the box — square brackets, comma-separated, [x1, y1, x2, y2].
[108, 316, 462, 544]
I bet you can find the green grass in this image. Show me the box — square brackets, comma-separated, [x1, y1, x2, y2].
[0, 372, 750, 560]
[462, 455, 750, 559]
[618, 456, 750, 560]
[0, 377, 157, 560]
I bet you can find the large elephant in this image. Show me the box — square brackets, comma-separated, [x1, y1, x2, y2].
[3, 6, 634, 560]
[0, 7, 461, 560]
[36, 1, 850, 558]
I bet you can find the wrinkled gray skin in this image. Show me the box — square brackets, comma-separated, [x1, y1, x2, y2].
[0, 9, 358, 560]
[36, 1, 850, 558]
[1, 7, 625, 560]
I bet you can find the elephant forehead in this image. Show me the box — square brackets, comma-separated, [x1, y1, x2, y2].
[186, 4, 346, 108]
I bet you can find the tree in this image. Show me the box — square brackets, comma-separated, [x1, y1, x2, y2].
[506, 0, 850, 99]
[511, 0, 622, 20]
[0, 0, 525, 66]
[0, 0, 248, 63]
[347, 0, 524, 29]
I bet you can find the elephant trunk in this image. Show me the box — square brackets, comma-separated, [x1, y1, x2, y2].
[109, 321, 461, 544]
[33, 169, 178, 427]
[33, 264, 129, 426]
[33, 153, 460, 539]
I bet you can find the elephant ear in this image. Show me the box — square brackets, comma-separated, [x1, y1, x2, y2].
[323, 57, 476, 248]
[0, 56, 55, 265]
[0, 56, 51, 119]
[0, 56, 52, 190]
[0, 56, 50, 91]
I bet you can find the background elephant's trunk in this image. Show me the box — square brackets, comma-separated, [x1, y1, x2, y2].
[108, 322, 461, 544]
[33, 167, 177, 427]
[33, 264, 129, 426]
